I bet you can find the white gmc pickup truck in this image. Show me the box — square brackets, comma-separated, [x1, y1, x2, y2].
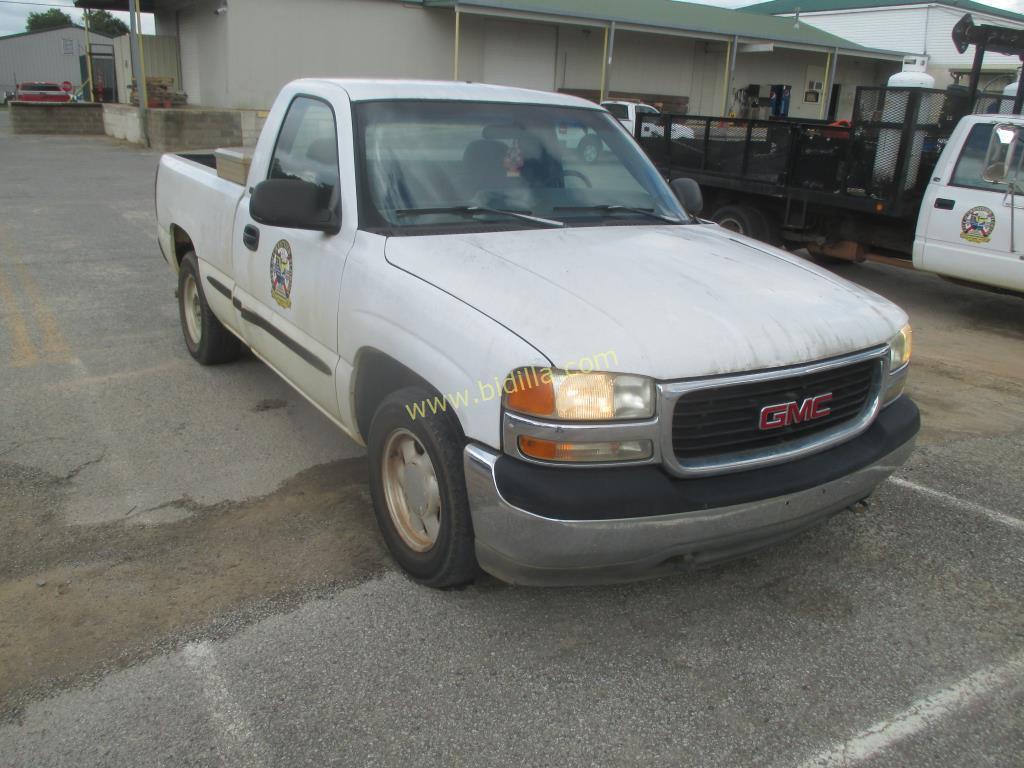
[156, 79, 919, 587]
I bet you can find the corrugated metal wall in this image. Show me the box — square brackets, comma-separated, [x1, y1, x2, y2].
[0, 26, 113, 95]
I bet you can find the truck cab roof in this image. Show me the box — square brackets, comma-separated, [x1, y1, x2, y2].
[293, 78, 603, 109]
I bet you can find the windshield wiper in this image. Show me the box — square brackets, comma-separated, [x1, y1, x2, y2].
[395, 206, 564, 228]
[553, 204, 685, 224]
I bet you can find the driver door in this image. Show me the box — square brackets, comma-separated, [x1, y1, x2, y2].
[231, 95, 353, 418]
[917, 121, 1024, 291]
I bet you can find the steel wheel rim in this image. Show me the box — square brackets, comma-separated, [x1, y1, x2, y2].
[381, 428, 441, 552]
[183, 274, 202, 345]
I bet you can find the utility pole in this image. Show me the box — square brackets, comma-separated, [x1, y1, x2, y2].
[128, 0, 149, 146]
[83, 11, 95, 102]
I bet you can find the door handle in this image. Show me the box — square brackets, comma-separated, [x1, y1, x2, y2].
[242, 224, 260, 251]
[934, 198, 955, 210]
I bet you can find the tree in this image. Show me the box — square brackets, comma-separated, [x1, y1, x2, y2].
[83, 9, 129, 38]
[26, 8, 73, 32]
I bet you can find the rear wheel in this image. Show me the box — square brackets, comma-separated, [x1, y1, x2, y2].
[177, 251, 241, 365]
[711, 204, 776, 244]
[367, 385, 478, 588]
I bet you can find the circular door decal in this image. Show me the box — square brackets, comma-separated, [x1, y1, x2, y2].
[960, 206, 996, 244]
[270, 240, 293, 309]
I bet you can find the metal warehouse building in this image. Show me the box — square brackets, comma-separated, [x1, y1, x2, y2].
[0, 24, 113, 98]
[745, 0, 1024, 90]
[77, 0, 905, 122]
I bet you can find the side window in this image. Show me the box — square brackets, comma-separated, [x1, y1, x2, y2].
[950, 123, 1023, 193]
[603, 103, 628, 120]
[269, 97, 339, 204]
[636, 105, 659, 116]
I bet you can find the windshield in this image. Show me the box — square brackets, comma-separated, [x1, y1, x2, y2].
[354, 100, 687, 234]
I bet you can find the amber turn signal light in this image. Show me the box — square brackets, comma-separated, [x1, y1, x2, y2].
[518, 435, 558, 460]
[504, 368, 555, 418]
[518, 436, 654, 463]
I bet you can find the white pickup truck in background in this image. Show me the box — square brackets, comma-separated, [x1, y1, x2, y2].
[602, 99, 695, 143]
[156, 79, 919, 587]
[601, 100, 660, 137]
[913, 115, 1024, 294]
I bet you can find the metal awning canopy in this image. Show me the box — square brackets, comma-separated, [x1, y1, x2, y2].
[427, 0, 908, 60]
[73, 1, 159, 11]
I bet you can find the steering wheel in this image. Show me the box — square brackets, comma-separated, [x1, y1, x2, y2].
[563, 169, 592, 188]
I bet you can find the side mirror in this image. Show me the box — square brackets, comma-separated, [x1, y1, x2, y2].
[250, 178, 340, 233]
[670, 177, 703, 216]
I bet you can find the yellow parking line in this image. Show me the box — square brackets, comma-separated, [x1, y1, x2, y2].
[0, 268, 39, 368]
[11, 261, 74, 364]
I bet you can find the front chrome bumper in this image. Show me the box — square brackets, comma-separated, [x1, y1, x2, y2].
[464, 436, 916, 587]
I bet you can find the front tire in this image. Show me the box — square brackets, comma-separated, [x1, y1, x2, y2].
[367, 386, 478, 588]
[712, 204, 776, 244]
[177, 251, 241, 365]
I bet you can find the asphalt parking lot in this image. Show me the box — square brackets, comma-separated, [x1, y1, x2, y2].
[1, 108, 1022, 767]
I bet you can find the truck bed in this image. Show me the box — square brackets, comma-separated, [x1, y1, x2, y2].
[177, 152, 218, 170]
[155, 151, 245, 280]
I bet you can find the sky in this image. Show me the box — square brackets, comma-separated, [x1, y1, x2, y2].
[0, 1, 155, 37]
[1, 0, 1023, 38]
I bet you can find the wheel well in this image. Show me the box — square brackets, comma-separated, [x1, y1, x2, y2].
[353, 349, 443, 442]
[170, 225, 194, 268]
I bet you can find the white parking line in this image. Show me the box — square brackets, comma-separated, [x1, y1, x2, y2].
[182, 641, 270, 768]
[795, 652, 1024, 768]
[888, 476, 1024, 532]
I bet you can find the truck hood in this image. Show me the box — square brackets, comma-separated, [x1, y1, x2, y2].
[385, 224, 906, 380]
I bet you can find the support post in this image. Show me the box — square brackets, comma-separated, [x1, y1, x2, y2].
[818, 52, 831, 120]
[1015, 57, 1024, 114]
[819, 50, 833, 120]
[127, 0, 149, 146]
[722, 36, 737, 117]
[136, 4, 149, 108]
[600, 22, 616, 102]
[83, 10, 95, 102]
[453, 8, 461, 80]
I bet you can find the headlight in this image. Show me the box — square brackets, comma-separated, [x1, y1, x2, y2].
[889, 324, 912, 371]
[504, 367, 654, 421]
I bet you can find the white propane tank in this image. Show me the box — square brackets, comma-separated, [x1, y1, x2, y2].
[874, 57, 936, 190]
[887, 70, 936, 89]
[1001, 80, 1020, 114]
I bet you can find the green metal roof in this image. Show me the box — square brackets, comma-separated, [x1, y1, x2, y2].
[743, 0, 1024, 26]
[425, 0, 905, 55]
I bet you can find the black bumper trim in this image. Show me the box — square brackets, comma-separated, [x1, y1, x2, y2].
[493, 396, 919, 522]
[232, 296, 332, 376]
[205, 275, 232, 299]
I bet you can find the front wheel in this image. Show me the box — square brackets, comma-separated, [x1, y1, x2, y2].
[367, 385, 478, 588]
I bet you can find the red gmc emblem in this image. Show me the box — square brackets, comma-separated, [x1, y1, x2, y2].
[759, 393, 833, 430]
